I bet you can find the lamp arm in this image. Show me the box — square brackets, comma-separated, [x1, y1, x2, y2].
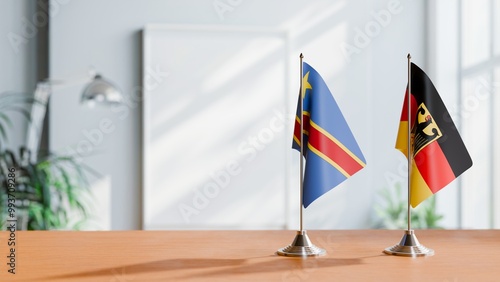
[25, 70, 121, 161]
[25, 82, 51, 162]
[25, 71, 95, 161]
[44, 75, 94, 91]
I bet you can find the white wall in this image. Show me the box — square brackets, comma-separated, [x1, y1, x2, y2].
[49, 0, 426, 230]
[429, 0, 500, 229]
[0, 0, 38, 150]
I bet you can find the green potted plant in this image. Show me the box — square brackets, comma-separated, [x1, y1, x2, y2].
[0, 92, 93, 230]
[373, 182, 444, 229]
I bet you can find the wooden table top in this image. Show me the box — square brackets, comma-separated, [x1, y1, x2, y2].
[0, 229, 499, 281]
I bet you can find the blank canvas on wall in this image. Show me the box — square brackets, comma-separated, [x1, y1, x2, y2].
[142, 24, 290, 229]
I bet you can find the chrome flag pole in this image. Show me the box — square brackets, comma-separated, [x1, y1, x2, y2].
[277, 53, 325, 257]
[384, 54, 434, 257]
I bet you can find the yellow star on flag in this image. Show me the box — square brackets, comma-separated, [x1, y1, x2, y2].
[302, 71, 312, 98]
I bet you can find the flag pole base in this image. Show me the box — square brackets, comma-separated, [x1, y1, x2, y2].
[277, 230, 326, 257]
[383, 230, 434, 257]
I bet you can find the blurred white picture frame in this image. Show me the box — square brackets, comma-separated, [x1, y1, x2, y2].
[142, 24, 292, 229]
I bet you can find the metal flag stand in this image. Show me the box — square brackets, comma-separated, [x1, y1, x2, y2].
[383, 54, 434, 257]
[277, 54, 326, 257]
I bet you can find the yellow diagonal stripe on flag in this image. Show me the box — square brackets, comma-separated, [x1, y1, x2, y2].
[307, 143, 350, 178]
[310, 120, 366, 168]
[294, 111, 311, 145]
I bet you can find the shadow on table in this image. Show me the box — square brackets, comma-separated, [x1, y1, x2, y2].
[43, 258, 246, 280]
[43, 255, 379, 280]
[180, 256, 371, 280]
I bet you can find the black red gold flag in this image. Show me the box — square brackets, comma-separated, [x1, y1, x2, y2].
[395, 63, 472, 207]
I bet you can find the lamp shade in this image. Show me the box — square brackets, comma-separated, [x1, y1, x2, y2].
[81, 74, 122, 106]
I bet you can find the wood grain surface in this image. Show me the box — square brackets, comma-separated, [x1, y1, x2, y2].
[0, 230, 499, 281]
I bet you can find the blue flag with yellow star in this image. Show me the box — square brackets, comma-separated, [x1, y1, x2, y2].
[293, 62, 366, 208]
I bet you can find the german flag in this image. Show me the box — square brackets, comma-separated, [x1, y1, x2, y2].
[293, 62, 366, 208]
[396, 63, 472, 208]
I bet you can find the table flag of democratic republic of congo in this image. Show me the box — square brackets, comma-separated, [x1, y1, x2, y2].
[293, 62, 366, 208]
[395, 63, 473, 208]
